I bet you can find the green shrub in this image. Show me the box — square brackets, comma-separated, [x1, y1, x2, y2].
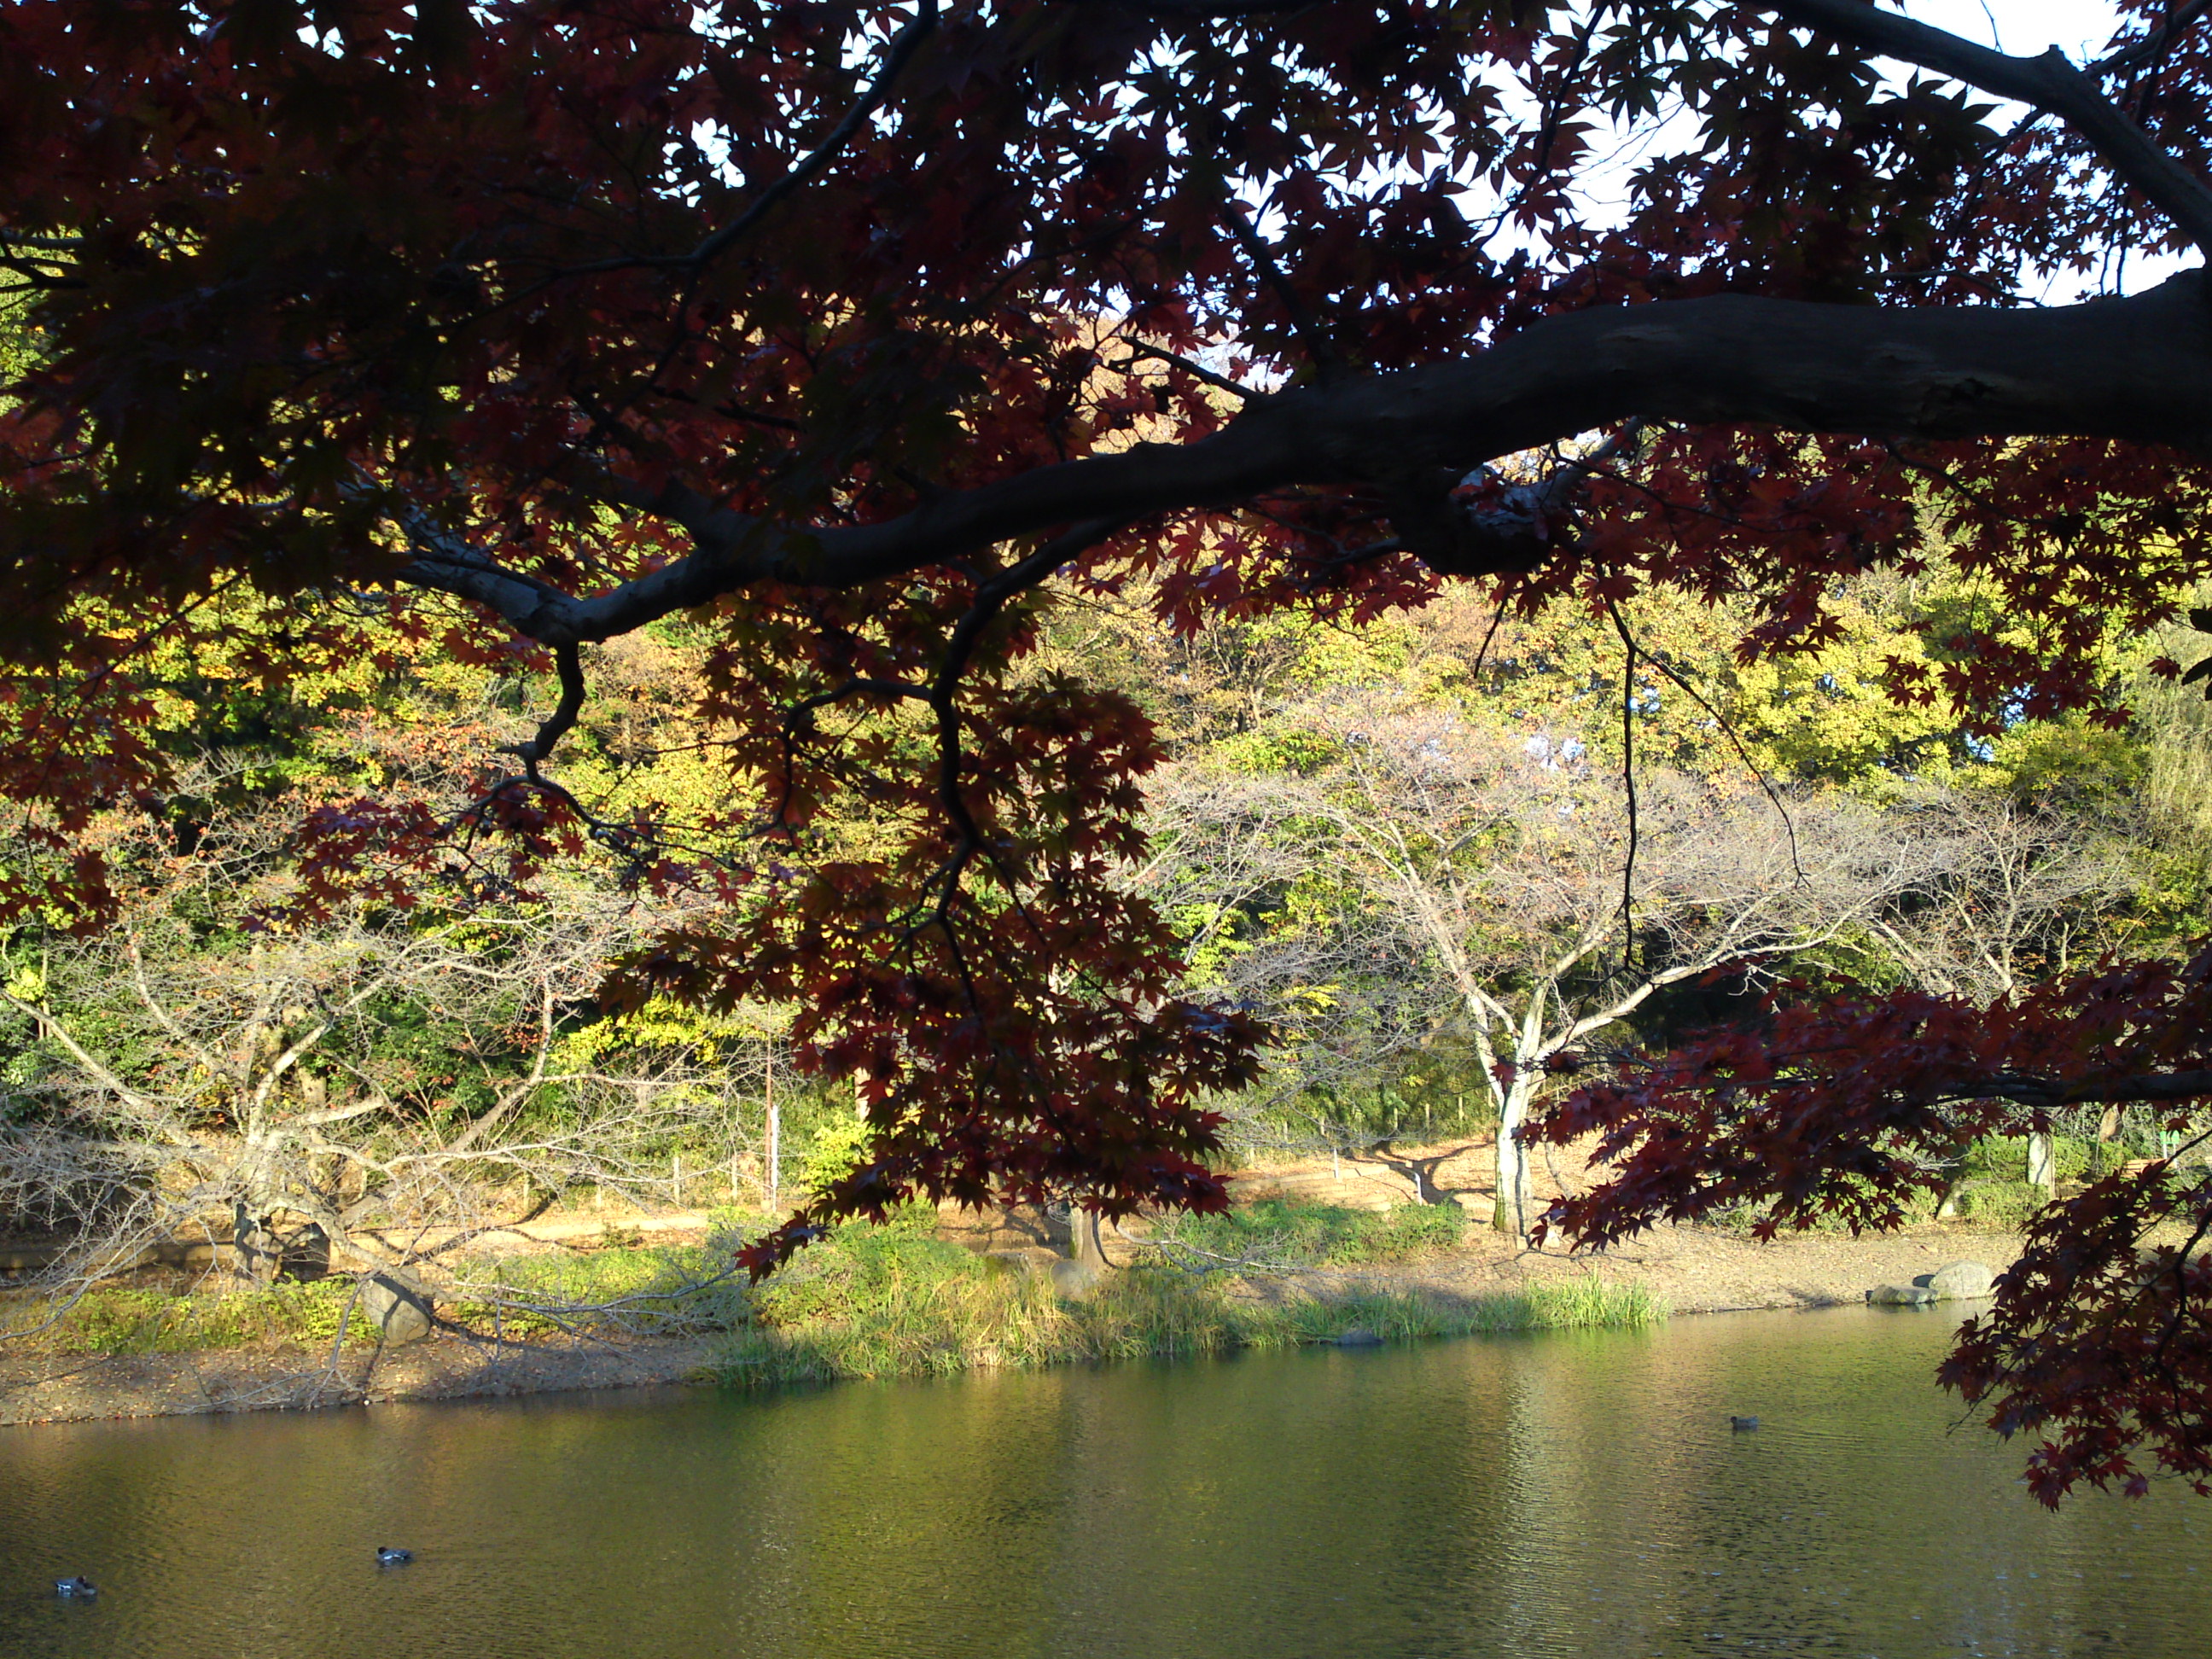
[797, 1115, 873, 1200]
[2052, 1136, 2097, 1181]
[1960, 1134, 2112, 1184]
[1950, 1180, 2048, 1232]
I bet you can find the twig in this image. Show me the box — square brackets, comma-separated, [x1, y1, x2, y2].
[1220, 196, 1343, 381]
[550, 1, 940, 278]
[1109, 337, 1257, 403]
[2096, 0, 2212, 80]
[1606, 601, 1806, 882]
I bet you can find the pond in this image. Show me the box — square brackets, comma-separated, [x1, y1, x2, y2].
[0, 1304, 2204, 1657]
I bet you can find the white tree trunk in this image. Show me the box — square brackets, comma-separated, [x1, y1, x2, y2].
[764, 1040, 780, 1212]
[1493, 1083, 1533, 1238]
[1073, 1208, 1110, 1272]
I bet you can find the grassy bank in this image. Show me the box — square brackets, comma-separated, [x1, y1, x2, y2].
[3, 1203, 1666, 1382]
[1, 1279, 369, 1356]
[707, 1208, 1664, 1388]
[0, 1237, 748, 1358]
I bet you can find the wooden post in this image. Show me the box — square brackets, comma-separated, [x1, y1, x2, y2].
[2026, 1132, 2056, 1196]
[2095, 1104, 2122, 1179]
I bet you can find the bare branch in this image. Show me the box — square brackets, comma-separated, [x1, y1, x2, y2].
[1766, 0, 2212, 250]
[550, 1, 941, 278]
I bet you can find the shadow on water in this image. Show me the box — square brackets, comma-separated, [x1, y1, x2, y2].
[0, 1304, 2202, 1658]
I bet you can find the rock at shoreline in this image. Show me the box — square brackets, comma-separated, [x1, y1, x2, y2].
[361, 1272, 435, 1346]
[1866, 1283, 1939, 1307]
[1047, 1258, 1101, 1298]
[1925, 1260, 1996, 1301]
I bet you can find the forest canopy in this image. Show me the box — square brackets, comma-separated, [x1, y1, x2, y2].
[9, 0, 2212, 1499]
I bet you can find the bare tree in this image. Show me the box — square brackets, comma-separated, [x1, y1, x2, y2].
[1854, 792, 2139, 1196]
[0, 801, 770, 1348]
[1132, 761, 1438, 1179]
[1861, 793, 2135, 1004]
[1158, 705, 1981, 1237]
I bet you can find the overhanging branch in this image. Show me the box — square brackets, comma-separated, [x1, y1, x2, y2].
[395, 272, 2212, 644]
[1970, 1068, 2212, 1109]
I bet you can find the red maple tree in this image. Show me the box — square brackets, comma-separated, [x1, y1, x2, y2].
[7, 0, 2212, 1494]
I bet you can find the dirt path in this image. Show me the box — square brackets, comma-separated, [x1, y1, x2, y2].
[1299, 1219, 2018, 1316]
[1224, 1133, 2023, 1315]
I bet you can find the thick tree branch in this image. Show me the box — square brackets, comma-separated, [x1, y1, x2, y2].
[398, 273, 2212, 643]
[499, 643, 586, 779]
[1766, 0, 2212, 250]
[1974, 1068, 2212, 1108]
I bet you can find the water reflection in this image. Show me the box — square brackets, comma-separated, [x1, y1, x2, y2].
[0, 1305, 2201, 1657]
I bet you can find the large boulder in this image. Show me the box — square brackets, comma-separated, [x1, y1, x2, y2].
[1867, 1283, 1939, 1307]
[359, 1271, 434, 1346]
[1925, 1260, 1997, 1301]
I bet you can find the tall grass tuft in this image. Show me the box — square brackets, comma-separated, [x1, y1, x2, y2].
[707, 1210, 1665, 1389]
[1466, 1277, 1670, 1332]
[1144, 1197, 1467, 1267]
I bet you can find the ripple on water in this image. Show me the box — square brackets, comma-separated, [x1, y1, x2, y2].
[0, 1305, 2201, 1659]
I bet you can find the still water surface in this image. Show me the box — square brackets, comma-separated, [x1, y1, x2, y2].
[1, 1305, 2204, 1658]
